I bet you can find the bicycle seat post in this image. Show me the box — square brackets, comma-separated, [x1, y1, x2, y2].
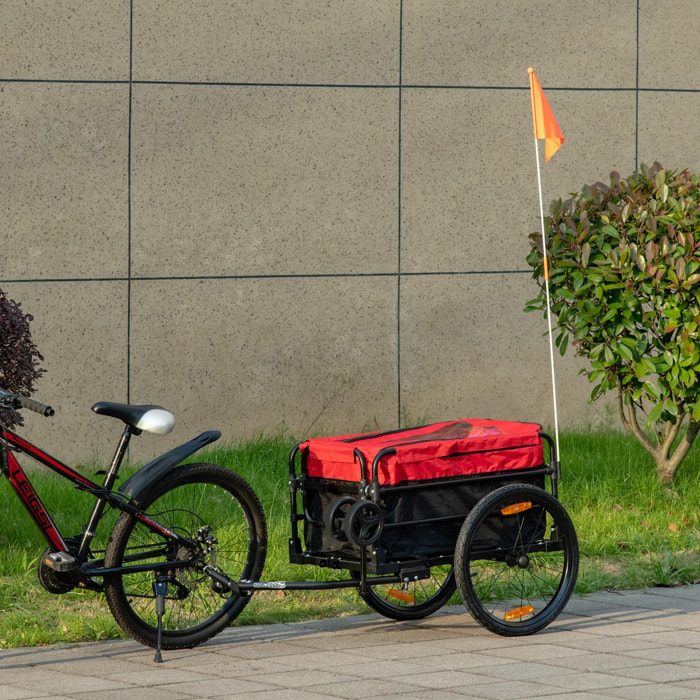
[101, 425, 134, 490]
[77, 426, 135, 562]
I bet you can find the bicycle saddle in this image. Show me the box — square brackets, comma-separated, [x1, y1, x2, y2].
[92, 401, 175, 435]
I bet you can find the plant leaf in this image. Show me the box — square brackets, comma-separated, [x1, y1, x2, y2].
[646, 402, 664, 428]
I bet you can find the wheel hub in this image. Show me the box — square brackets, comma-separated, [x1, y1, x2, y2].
[505, 551, 530, 569]
[517, 554, 530, 569]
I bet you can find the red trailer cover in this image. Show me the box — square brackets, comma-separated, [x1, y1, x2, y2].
[300, 419, 544, 485]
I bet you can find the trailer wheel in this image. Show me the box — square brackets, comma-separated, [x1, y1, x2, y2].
[343, 500, 384, 547]
[352, 565, 456, 620]
[324, 496, 356, 541]
[455, 483, 578, 636]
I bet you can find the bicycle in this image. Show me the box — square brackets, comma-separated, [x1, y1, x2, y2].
[0, 388, 268, 662]
[1, 388, 578, 663]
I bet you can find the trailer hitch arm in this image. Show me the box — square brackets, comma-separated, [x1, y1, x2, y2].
[202, 565, 241, 596]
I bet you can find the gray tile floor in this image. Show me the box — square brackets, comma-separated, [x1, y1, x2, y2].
[3, 586, 700, 698]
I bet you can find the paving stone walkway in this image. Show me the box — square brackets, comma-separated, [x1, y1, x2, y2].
[3, 586, 700, 698]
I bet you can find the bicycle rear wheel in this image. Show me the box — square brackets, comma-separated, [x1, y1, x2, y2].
[103, 463, 267, 649]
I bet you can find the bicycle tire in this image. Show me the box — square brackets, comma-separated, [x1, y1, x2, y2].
[352, 565, 456, 620]
[103, 463, 267, 650]
[454, 483, 578, 636]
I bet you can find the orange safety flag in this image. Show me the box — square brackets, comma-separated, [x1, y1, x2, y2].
[528, 68, 564, 162]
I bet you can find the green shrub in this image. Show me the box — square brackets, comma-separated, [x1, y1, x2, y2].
[526, 163, 700, 482]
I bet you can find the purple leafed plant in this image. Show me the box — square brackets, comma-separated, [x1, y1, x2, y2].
[0, 288, 45, 427]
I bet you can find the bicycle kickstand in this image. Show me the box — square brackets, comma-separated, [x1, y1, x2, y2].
[153, 575, 169, 663]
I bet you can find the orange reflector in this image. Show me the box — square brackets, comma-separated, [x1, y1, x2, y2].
[388, 588, 415, 604]
[501, 502, 532, 516]
[505, 605, 534, 620]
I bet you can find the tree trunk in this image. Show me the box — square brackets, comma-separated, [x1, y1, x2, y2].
[617, 382, 700, 483]
[654, 419, 700, 483]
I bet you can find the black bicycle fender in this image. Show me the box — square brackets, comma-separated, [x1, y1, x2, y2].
[119, 430, 222, 500]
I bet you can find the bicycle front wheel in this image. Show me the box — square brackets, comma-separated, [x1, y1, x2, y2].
[103, 463, 267, 649]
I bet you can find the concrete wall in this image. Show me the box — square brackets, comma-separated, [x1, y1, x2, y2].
[1, 1, 698, 463]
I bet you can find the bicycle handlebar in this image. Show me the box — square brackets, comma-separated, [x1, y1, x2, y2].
[0, 388, 55, 417]
[17, 395, 55, 417]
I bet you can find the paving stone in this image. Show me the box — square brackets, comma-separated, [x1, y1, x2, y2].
[6, 586, 700, 698]
[601, 683, 699, 699]
[606, 662, 700, 683]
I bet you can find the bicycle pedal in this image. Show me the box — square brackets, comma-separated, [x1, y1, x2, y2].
[43, 551, 79, 572]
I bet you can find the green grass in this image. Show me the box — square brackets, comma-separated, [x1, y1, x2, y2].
[561, 428, 700, 593]
[2, 428, 700, 648]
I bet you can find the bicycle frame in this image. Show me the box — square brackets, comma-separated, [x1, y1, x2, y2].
[1, 426, 191, 580]
[1, 429, 103, 554]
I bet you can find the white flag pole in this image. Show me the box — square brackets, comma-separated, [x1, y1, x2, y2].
[532, 137, 561, 469]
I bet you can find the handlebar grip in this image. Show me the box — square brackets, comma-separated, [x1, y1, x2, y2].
[17, 396, 55, 417]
